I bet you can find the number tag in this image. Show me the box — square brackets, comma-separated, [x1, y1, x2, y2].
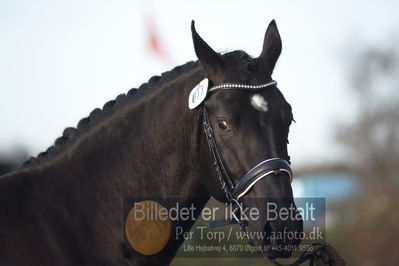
[188, 78, 209, 109]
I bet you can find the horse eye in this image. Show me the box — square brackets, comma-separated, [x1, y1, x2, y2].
[217, 120, 229, 131]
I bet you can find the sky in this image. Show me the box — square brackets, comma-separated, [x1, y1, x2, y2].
[0, 0, 398, 167]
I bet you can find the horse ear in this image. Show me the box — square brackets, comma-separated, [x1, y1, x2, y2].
[191, 20, 224, 77]
[259, 20, 282, 74]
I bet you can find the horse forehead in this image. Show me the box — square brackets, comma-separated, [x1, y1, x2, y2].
[213, 88, 289, 114]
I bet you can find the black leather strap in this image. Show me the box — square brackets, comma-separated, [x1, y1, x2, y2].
[202, 107, 235, 198]
[271, 243, 326, 266]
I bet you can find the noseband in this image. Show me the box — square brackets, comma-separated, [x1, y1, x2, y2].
[194, 79, 292, 232]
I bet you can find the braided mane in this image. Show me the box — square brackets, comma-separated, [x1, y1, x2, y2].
[21, 61, 199, 168]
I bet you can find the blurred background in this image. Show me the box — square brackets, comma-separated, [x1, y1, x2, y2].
[1, 0, 398, 265]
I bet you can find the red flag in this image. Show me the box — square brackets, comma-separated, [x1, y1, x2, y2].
[145, 15, 170, 63]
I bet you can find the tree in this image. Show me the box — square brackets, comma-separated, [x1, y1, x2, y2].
[336, 43, 399, 265]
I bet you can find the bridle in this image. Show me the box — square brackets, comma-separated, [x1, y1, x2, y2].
[193, 78, 325, 265]
[196, 79, 292, 231]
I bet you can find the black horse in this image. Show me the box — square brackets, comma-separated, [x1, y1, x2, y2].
[0, 20, 302, 266]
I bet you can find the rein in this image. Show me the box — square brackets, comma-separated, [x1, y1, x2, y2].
[271, 243, 326, 266]
[195, 79, 325, 265]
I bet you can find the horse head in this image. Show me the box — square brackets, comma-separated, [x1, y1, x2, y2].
[192, 20, 303, 259]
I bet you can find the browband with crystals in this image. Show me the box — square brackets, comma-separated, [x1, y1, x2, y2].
[209, 80, 277, 93]
[188, 79, 277, 110]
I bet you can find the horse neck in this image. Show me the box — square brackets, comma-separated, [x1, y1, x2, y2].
[19, 67, 207, 199]
[0, 66, 216, 265]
